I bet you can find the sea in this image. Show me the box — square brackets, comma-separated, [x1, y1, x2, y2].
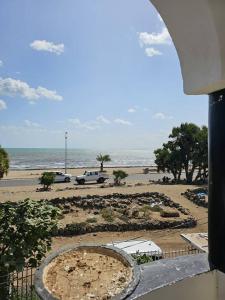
[6, 148, 155, 170]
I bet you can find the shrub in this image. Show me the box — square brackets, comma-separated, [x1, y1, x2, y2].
[101, 208, 114, 222]
[132, 253, 153, 265]
[149, 205, 163, 212]
[113, 170, 128, 186]
[139, 205, 151, 218]
[40, 172, 55, 190]
[160, 209, 180, 218]
[86, 217, 98, 223]
[0, 199, 61, 298]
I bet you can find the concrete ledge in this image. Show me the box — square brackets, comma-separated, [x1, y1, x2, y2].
[128, 253, 210, 299]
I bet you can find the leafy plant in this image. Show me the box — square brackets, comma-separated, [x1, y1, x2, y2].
[101, 208, 114, 222]
[0, 199, 61, 298]
[160, 209, 180, 218]
[96, 154, 111, 172]
[132, 253, 153, 265]
[113, 170, 128, 186]
[86, 217, 97, 223]
[39, 172, 55, 190]
[149, 205, 162, 212]
[139, 205, 151, 217]
[0, 146, 9, 179]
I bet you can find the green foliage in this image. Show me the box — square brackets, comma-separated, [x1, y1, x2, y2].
[154, 123, 208, 184]
[139, 205, 151, 217]
[39, 172, 55, 190]
[0, 199, 61, 273]
[113, 170, 128, 185]
[149, 205, 162, 212]
[160, 209, 180, 218]
[132, 253, 153, 265]
[101, 208, 114, 222]
[96, 154, 111, 172]
[86, 217, 97, 223]
[0, 146, 9, 179]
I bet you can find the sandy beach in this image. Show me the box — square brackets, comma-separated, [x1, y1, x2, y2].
[0, 167, 208, 252]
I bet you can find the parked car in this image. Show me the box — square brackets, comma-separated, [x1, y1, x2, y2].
[75, 170, 109, 185]
[53, 171, 72, 183]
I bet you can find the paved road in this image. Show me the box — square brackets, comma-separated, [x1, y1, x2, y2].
[0, 173, 174, 188]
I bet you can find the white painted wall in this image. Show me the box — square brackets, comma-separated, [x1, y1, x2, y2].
[150, 0, 225, 95]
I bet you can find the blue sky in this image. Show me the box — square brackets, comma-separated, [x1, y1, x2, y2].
[0, 0, 208, 151]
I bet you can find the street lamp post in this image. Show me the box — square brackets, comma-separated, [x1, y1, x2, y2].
[65, 131, 68, 174]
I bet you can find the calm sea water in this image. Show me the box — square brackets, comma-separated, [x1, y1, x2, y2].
[6, 148, 155, 170]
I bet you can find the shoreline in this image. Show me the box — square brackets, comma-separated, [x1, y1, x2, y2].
[9, 165, 156, 171]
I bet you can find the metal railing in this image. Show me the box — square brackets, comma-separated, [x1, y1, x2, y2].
[0, 267, 39, 300]
[0, 246, 202, 300]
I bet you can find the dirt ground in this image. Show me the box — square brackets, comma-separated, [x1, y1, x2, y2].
[44, 247, 132, 300]
[0, 168, 208, 251]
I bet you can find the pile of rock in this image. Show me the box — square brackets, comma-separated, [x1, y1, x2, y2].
[58, 217, 197, 236]
[183, 188, 208, 208]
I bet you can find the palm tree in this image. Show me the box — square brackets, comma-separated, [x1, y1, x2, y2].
[0, 147, 9, 179]
[96, 154, 111, 172]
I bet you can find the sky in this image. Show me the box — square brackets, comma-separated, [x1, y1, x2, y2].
[0, 0, 208, 151]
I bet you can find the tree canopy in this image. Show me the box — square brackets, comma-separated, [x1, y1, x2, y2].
[154, 123, 208, 184]
[96, 154, 111, 172]
[40, 172, 55, 190]
[0, 146, 9, 179]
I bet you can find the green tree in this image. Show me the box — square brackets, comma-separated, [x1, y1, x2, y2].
[154, 123, 208, 184]
[113, 170, 128, 186]
[193, 126, 208, 182]
[154, 141, 183, 181]
[0, 147, 9, 179]
[96, 154, 111, 172]
[40, 172, 55, 190]
[0, 199, 61, 298]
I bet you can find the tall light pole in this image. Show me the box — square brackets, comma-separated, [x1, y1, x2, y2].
[65, 131, 68, 173]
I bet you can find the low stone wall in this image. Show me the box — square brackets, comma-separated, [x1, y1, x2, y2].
[57, 217, 197, 236]
[47, 192, 197, 236]
[182, 188, 208, 208]
[49, 192, 190, 216]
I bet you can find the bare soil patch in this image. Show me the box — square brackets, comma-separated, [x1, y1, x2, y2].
[44, 248, 132, 300]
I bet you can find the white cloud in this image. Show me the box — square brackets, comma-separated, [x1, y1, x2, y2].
[145, 48, 162, 57]
[0, 77, 63, 102]
[0, 60, 3, 67]
[30, 40, 64, 55]
[153, 112, 166, 120]
[128, 108, 136, 113]
[0, 99, 7, 110]
[96, 115, 111, 124]
[157, 13, 163, 22]
[68, 118, 100, 131]
[114, 119, 132, 126]
[139, 27, 171, 47]
[153, 112, 173, 120]
[24, 120, 41, 128]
